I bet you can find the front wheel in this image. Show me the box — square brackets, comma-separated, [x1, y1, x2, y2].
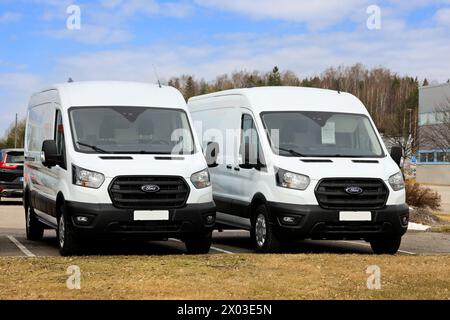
[370, 236, 402, 255]
[25, 204, 44, 241]
[251, 204, 280, 253]
[57, 206, 82, 256]
[185, 232, 212, 254]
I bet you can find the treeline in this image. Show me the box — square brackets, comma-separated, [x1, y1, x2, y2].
[0, 118, 26, 149]
[168, 63, 421, 138]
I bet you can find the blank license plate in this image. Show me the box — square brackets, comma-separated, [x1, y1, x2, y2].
[339, 211, 372, 221]
[134, 210, 169, 221]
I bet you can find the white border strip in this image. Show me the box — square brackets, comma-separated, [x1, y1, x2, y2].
[7, 236, 36, 257]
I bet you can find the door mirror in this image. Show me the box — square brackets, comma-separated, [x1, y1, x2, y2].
[42, 140, 62, 168]
[205, 142, 219, 168]
[390, 145, 403, 167]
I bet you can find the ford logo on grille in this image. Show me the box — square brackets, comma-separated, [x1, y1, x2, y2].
[345, 186, 363, 195]
[141, 184, 160, 193]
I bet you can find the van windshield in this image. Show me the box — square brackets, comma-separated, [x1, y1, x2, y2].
[69, 107, 195, 154]
[261, 111, 384, 158]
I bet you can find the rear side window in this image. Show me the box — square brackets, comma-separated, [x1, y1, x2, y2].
[5, 152, 24, 164]
[26, 103, 55, 152]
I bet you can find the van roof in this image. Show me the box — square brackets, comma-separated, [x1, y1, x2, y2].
[188, 86, 368, 115]
[30, 81, 187, 109]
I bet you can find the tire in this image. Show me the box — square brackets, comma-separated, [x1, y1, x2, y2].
[25, 204, 44, 241]
[57, 204, 82, 256]
[251, 204, 280, 253]
[370, 236, 402, 255]
[185, 232, 212, 254]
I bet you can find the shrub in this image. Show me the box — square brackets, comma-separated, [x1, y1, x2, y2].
[405, 181, 441, 210]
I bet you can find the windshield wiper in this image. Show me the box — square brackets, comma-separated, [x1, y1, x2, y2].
[76, 141, 111, 154]
[275, 147, 307, 157]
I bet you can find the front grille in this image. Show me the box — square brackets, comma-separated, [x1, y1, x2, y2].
[109, 176, 189, 209]
[315, 178, 388, 210]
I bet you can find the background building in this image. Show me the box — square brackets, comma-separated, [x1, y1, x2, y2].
[416, 83, 450, 185]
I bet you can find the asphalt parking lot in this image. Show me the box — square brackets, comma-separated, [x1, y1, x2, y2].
[1, 199, 450, 257]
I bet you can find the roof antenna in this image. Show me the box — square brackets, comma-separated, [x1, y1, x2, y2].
[152, 64, 162, 88]
[68, 77, 74, 83]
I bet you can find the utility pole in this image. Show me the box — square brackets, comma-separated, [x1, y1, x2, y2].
[14, 113, 18, 148]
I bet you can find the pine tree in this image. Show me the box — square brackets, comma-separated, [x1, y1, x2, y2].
[422, 78, 429, 86]
[184, 76, 197, 100]
[267, 66, 282, 86]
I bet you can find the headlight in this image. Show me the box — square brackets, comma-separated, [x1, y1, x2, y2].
[276, 168, 310, 190]
[191, 168, 211, 189]
[389, 171, 405, 191]
[72, 165, 105, 189]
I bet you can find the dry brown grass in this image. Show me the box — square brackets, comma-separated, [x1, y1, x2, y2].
[437, 214, 450, 223]
[406, 181, 441, 210]
[1, 254, 450, 300]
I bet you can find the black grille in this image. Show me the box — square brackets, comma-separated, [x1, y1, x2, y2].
[315, 178, 388, 210]
[109, 176, 189, 209]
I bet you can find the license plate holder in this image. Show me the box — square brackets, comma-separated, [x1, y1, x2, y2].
[339, 211, 372, 221]
[133, 210, 169, 221]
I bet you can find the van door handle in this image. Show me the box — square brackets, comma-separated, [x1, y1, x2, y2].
[226, 165, 232, 170]
[234, 167, 240, 171]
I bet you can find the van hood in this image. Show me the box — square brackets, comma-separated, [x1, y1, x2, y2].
[274, 156, 400, 181]
[69, 153, 207, 179]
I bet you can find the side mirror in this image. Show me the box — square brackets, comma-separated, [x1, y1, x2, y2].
[390, 145, 403, 167]
[42, 140, 62, 168]
[205, 142, 219, 168]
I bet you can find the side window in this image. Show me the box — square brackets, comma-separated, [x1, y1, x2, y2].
[240, 113, 265, 166]
[55, 110, 67, 169]
[241, 114, 258, 147]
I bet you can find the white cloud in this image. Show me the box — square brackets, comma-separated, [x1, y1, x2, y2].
[0, 73, 43, 134]
[195, 0, 370, 29]
[40, 0, 193, 45]
[52, 19, 450, 84]
[434, 7, 450, 26]
[0, 11, 22, 23]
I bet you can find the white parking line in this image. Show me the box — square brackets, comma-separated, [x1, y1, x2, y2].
[342, 240, 416, 255]
[169, 238, 235, 255]
[6, 236, 36, 257]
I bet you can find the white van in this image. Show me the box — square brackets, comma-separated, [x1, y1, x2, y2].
[188, 87, 409, 254]
[24, 81, 215, 256]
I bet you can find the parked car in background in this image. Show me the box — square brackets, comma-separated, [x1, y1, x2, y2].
[0, 149, 24, 201]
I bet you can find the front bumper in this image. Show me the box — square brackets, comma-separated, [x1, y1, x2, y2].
[267, 202, 409, 240]
[64, 201, 216, 239]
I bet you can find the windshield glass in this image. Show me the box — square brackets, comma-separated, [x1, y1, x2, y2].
[69, 107, 195, 154]
[261, 111, 384, 158]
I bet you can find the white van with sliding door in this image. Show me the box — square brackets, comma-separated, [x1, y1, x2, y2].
[188, 87, 408, 254]
[24, 81, 215, 256]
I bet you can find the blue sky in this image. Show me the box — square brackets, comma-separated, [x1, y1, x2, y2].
[1, 0, 450, 134]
